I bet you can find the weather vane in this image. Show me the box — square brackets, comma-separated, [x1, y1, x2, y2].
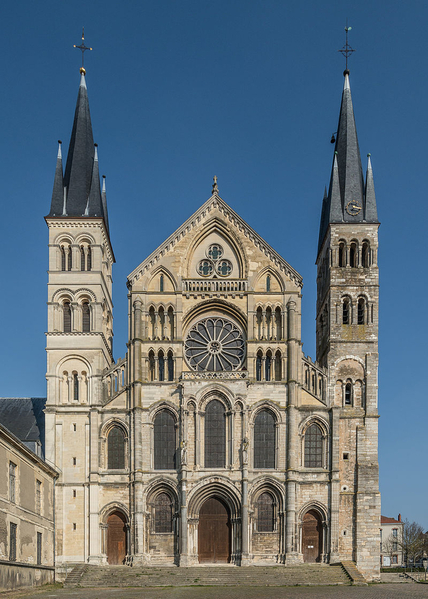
[338, 22, 355, 73]
[74, 27, 92, 73]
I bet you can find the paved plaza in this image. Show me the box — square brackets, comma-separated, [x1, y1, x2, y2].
[6, 582, 428, 599]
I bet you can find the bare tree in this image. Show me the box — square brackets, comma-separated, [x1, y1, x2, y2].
[397, 520, 425, 567]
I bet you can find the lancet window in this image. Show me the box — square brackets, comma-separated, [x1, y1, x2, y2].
[154, 493, 173, 533]
[257, 492, 275, 532]
[304, 423, 323, 468]
[154, 410, 176, 470]
[254, 409, 276, 469]
[204, 400, 226, 468]
[107, 426, 126, 470]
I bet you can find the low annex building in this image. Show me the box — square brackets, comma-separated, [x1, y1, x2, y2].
[0, 399, 57, 592]
[41, 63, 381, 580]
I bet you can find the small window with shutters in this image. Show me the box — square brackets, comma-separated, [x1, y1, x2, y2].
[154, 493, 173, 533]
[9, 522, 17, 561]
[107, 426, 126, 469]
[257, 492, 275, 532]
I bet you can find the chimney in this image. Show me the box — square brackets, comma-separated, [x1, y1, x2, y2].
[398, 514, 401, 522]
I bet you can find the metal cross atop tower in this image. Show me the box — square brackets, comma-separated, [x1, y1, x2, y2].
[74, 28, 92, 74]
[338, 24, 355, 73]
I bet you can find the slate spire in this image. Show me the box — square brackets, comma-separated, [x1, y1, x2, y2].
[48, 71, 109, 231]
[318, 71, 378, 254]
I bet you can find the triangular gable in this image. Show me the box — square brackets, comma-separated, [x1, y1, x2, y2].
[127, 194, 303, 287]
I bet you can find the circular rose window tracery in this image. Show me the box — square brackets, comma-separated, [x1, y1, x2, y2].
[184, 317, 245, 371]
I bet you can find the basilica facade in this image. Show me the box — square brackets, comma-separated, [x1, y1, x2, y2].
[44, 67, 380, 579]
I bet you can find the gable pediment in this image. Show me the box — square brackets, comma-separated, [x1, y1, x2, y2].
[127, 194, 302, 289]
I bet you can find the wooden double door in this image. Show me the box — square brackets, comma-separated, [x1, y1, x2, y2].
[198, 497, 231, 563]
[107, 511, 127, 565]
[302, 510, 322, 563]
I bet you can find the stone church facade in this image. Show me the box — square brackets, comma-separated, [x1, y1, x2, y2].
[44, 67, 380, 579]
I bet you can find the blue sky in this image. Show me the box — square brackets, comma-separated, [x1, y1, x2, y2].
[0, 1, 427, 529]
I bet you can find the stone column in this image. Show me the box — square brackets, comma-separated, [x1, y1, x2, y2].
[285, 300, 301, 563]
[241, 437, 250, 565]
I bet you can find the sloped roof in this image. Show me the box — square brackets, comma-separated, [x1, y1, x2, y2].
[0, 397, 46, 446]
[127, 193, 303, 288]
[381, 516, 402, 524]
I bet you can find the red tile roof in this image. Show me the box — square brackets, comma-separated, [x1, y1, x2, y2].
[381, 516, 402, 524]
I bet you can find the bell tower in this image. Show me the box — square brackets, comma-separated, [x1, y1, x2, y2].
[44, 67, 115, 565]
[316, 69, 380, 579]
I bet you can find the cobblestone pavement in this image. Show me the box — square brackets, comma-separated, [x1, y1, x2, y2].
[4, 583, 428, 599]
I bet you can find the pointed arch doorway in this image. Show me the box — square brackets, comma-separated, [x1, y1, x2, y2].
[107, 510, 127, 565]
[302, 510, 322, 563]
[198, 497, 231, 563]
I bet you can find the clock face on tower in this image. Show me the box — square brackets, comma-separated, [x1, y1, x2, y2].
[345, 200, 362, 216]
[184, 317, 245, 371]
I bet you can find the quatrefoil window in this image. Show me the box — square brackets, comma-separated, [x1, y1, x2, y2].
[196, 244, 233, 278]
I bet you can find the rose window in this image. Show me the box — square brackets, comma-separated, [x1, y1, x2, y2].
[196, 244, 233, 278]
[184, 317, 245, 371]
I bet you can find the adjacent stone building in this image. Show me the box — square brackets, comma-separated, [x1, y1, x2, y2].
[0, 416, 57, 591]
[44, 65, 380, 579]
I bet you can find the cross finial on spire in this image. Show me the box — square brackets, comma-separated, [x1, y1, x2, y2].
[338, 22, 355, 74]
[212, 175, 219, 195]
[74, 27, 92, 74]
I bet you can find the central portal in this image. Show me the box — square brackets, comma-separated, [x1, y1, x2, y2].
[198, 497, 231, 563]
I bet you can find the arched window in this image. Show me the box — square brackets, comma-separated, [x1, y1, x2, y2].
[357, 298, 365, 325]
[167, 351, 174, 381]
[254, 409, 275, 468]
[338, 242, 345, 267]
[266, 307, 272, 340]
[154, 410, 176, 469]
[87, 246, 92, 271]
[154, 493, 173, 533]
[149, 306, 155, 340]
[107, 426, 126, 469]
[345, 382, 352, 405]
[361, 242, 370, 268]
[168, 307, 174, 340]
[148, 350, 155, 381]
[73, 373, 79, 402]
[61, 246, 66, 271]
[275, 350, 282, 381]
[265, 350, 272, 382]
[304, 423, 323, 468]
[256, 307, 263, 340]
[275, 307, 282, 340]
[63, 302, 71, 332]
[204, 400, 225, 468]
[80, 246, 85, 271]
[266, 275, 271, 292]
[82, 302, 90, 332]
[349, 243, 357, 268]
[342, 298, 350, 325]
[158, 307, 165, 339]
[160, 274, 164, 292]
[256, 351, 262, 381]
[158, 350, 165, 382]
[257, 492, 275, 532]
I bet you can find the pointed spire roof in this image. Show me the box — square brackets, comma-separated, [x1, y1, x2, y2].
[48, 71, 109, 232]
[318, 71, 379, 255]
[365, 154, 378, 222]
[50, 141, 64, 216]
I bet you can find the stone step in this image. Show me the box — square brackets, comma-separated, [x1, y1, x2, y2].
[70, 564, 351, 588]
